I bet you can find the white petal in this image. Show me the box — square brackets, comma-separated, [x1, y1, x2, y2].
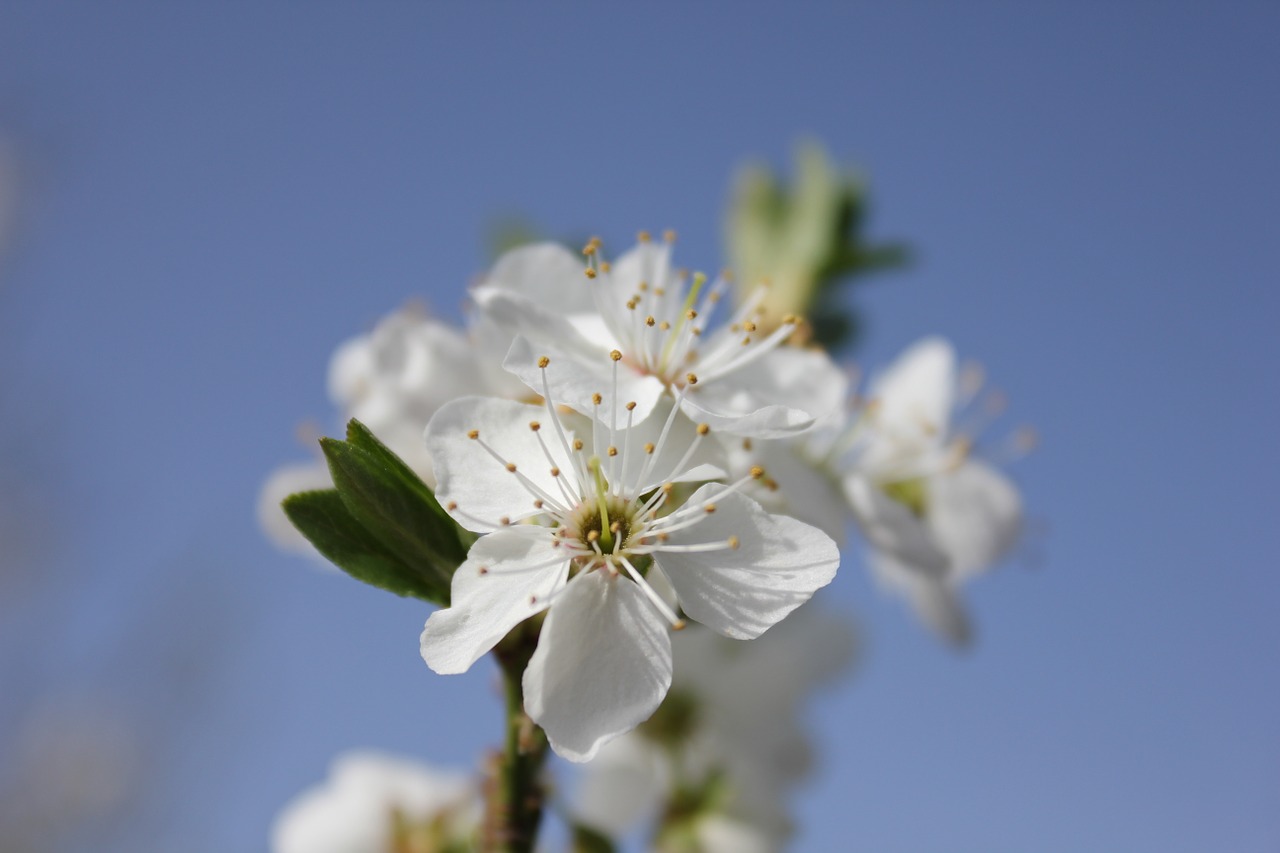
[752, 438, 849, 544]
[656, 486, 839, 640]
[843, 475, 949, 578]
[258, 462, 335, 559]
[693, 815, 777, 853]
[420, 527, 568, 675]
[867, 336, 956, 440]
[486, 242, 594, 311]
[928, 459, 1023, 580]
[572, 734, 668, 837]
[327, 335, 376, 407]
[616, 396, 727, 492]
[870, 552, 973, 647]
[503, 334, 666, 427]
[523, 570, 673, 762]
[425, 397, 576, 532]
[680, 348, 845, 439]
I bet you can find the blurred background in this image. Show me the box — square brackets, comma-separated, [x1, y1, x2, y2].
[1, 3, 1277, 851]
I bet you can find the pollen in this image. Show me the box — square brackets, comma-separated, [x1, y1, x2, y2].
[573, 439, 584, 451]
[728, 536, 740, 550]
[645, 315, 656, 326]
[467, 429, 479, 440]
[625, 401, 637, 411]
[704, 503, 717, 514]
[696, 423, 710, 436]
[607, 446, 618, 457]
[750, 465, 765, 479]
[686, 373, 699, 385]
[529, 420, 541, 431]
[582, 241, 597, 256]
[610, 349, 623, 362]
[592, 392, 603, 405]
[643, 442, 655, 454]
[584, 268, 598, 279]
[537, 356, 550, 368]
[550, 467, 560, 477]
[686, 309, 698, 320]
[505, 462, 517, 473]
[743, 321, 757, 332]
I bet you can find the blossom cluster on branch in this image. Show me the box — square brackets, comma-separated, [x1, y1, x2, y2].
[262, 147, 1030, 853]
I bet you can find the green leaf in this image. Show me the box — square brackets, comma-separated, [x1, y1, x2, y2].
[282, 489, 447, 602]
[320, 420, 470, 601]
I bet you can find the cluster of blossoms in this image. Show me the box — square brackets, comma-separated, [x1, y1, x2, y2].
[263, 232, 1028, 851]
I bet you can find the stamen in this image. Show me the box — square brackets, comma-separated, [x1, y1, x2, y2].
[619, 555, 685, 630]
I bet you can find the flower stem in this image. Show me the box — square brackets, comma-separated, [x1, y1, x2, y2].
[484, 618, 550, 853]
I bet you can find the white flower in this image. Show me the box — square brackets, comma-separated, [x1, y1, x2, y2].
[473, 236, 846, 438]
[573, 605, 856, 850]
[270, 751, 476, 853]
[419, 357, 840, 762]
[842, 337, 1025, 645]
[257, 460, 337, 557]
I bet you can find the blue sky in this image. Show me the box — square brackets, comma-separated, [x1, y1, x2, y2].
[0, 3, 1277, 851]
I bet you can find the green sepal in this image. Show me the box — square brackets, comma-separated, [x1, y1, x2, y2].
[569, 823, 617, 853]
[316, 419, 470, 601]
[282, 488, 449, 602]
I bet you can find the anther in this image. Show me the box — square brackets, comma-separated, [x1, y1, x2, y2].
[467, 429, 479, 440]
[686, 373, 699, 385]
[607, 446, 618, 457]
[782, 314, 799, 325]
[671, 619, 687, 631]
[749, 465, 765, 479]
[685, 309, 698, 320]
[742, 439, 753, 450]
[625, 401, 636, 411]
[500, 516, 511, 525]
[610, 521, 621, 533]
[478, 566, 489, 575]
[638, 230, 652, 243]
[727, 536, 740, 550]
[743, 321, 757, 332]
[587, 530, 600, 543]
[505, 462, 517, 473]
[659, 321, 670, 331]
[658, 532, 670, 542]
[550, 467, 560, 477]
[537, 356, 550, 368]
[600, 261, 611, 273]
[592, 392, 603, 405]
[446, 501, 458, 511]
[529, 421, 541, 431]
[573, 439, 584, 450]
[704, 503, 717, 514]
[610, 349, 623, 362]
[661, 483, 675, 494]
[643, 442, 655, 454]
[663, 229, 677, 243]
[533, 499, 544, 509]
[582, 241, 597, 256]
[585, 268, 598, 279]
[696, 423, 710, 436]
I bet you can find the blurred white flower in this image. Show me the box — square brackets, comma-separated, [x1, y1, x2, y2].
[420, 358, 839, 762]
[844, 338, 1025, 645]
[573, 604, 856, 851]
[270, 751, 476, 853]
[474, 236, 846, 438]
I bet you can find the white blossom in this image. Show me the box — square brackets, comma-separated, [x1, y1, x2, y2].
[419, 355, 839, 762]
[270, 751, 476, 853]
[473, 236, 846, 438]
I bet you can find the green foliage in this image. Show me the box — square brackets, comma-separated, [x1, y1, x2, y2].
[282, 419, 471, 605]
[569, 823, 618, 853]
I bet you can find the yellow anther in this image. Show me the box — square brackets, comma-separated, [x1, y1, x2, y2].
[743, 321, 757, 332]
[742, 336, 752, 346]
[742, 438, 753, 450]
[582, 242, 596, 256]
[639, 281, 650, 291]
[467, 429, 480, 440]
[750, 465, 765, 479]
[592, 392, 603, 405]
[663, 229, 677, 242]
[728, 535, 740, 550]
[672, 619, 687, 631]
[643, 442, 655, 454]
[625, 401, 637, 411]
[585, 268, 598, 279]
[696, 423, 710, 436]
[587, 530, 600, 542]
[638, 230, 652, 242]
[686, 309, 698, 320]
[720, 268, 733, 281]
[550, 467, 560, 477]
[658, 531, 670, 542]
[686, 373, 699, 385]
[661, 482, 674, 494]
[610, 349, 623, 361]
[607, 446, 618, 457]
[538, 356, 550, 368]
[645, 316, 656, 327]
[533, 499, 544, 509]
[600, 261, 611, 273]
[446, 501, 458, 511]
[704, 503, 717, 513]
[529, 421, 541, 431]
[500, 516, 511, 525]
[659, 320, 670, 331]
[782, 314, 799, 325]
[478, 566, 489, 575]
[573, 439, 584, 450]
[505, 462, 517, 473]
[610, 521, 621, 533]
